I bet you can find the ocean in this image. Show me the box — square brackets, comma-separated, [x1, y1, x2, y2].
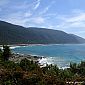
[12, 44, 85, 69]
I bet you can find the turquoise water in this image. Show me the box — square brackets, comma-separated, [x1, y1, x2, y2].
[12, 44, 85, 68]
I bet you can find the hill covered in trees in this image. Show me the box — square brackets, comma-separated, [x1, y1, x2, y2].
[0, 20, 85, 44]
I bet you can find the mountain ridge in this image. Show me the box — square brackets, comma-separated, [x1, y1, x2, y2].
[0, 20, 85, 44]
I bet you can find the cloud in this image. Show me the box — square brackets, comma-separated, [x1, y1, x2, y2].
[0, 0, 54, 27]
[0, 0, 47, 27]
[34, 17, 45, 24]
[2, 10, 46, 27]
[39, 6, 50, 15]
[24, 11, 32, 17]
[56, 11, 85, 29]
[66, 13, 85, 23]
[34, 0, 41, 10]
[3, 12, 26, 26]
[29, 17, 45, 24]
[39, 1, 55, 15]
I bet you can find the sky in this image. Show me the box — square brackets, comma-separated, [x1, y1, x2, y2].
[0, 0, 85, 38]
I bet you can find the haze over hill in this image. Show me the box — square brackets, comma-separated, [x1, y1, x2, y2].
[0, 20, 85, 44]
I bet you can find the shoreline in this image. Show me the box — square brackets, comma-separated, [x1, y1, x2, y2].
[9, 53, 70, 69]
[0, 44, 50, 47]
[9, 53, 44, 65]
[0, 43, 84, 47]
[2, 44, 81, 69]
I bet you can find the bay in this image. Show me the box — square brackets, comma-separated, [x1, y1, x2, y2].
[12, 44, 85, 69]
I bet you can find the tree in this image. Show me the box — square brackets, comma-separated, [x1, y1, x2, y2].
[70, 63, 77, 74]
[3, 45, 11, 61]
[0, 48, 3, 61]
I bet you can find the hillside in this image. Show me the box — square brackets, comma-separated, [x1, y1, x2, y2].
[0, 20, 85, 44]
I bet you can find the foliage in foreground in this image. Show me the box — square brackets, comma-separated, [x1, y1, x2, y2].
[0, 45, 85, 85]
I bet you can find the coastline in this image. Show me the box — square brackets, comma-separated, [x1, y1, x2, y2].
[0, 44, 49, 67]
[9, 53, 70, 69]
[7, 44, 70, 68]
[9, 53, 44, 66]
[1, 44, 78, 69]
[0, 43, 50, 45]
[0, 43, 84, 50]
[9, 53, 45, 67]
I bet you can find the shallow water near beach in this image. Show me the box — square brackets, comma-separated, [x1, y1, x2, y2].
[12, 44, 85, 68]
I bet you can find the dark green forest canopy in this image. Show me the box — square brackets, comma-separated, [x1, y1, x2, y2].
[0, 21, 85, 44]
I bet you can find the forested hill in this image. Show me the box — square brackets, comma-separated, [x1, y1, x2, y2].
[0, 20, 85, 44]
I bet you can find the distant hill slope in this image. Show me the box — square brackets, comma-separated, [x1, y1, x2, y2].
[0, 20, 85, 44]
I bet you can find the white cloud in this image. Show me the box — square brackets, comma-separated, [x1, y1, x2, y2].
[11, 0, 36, 12]
[56, 11, 85, 29]
[2, 12, 27, 26]
[39, 6, 50, 15]
[34, 0, 41, 10]
[24, 11, 32, 17]
[39, 1, 55, 15]
[66, 13, 85, 23]
[3, 10, 46, 26]
[30, 17, 45, 24]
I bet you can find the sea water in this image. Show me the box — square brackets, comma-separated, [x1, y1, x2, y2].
[12, 44, 85, 68]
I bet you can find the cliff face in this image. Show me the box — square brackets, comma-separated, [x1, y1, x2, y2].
[0, 21, 85, 44]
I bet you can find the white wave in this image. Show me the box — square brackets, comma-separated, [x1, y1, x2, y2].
[59, 66, 70, 70]
[0, 47, 3, 49]
[10, 46, 21, 49]
[39, 57, 70, 69]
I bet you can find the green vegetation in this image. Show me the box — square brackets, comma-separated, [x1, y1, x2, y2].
[3, 45, 11, 61]
[0, 20, 85, 44]
[0, 45, 85, 85]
